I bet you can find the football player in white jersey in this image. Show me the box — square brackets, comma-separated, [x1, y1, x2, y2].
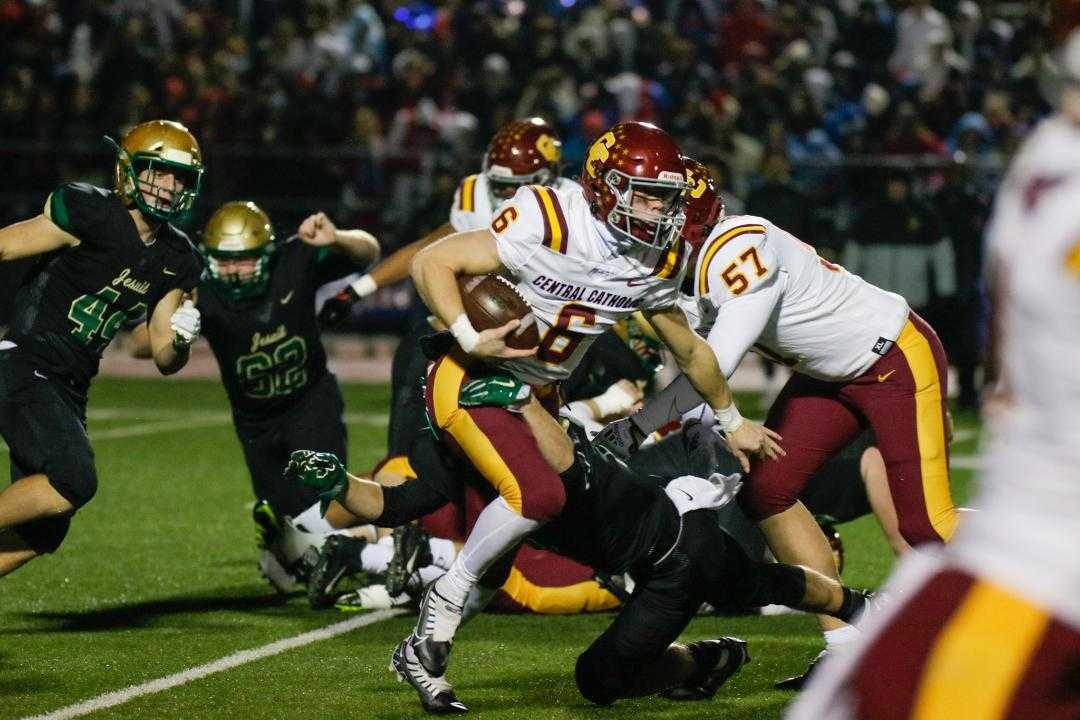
[598, 157, 960, 686]
[393, 121, 781, 713]
[788, 28, 1080, 720]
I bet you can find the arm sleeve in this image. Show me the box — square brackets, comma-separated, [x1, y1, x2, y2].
[704, 273, 782, 376]
[492, 185, 548, 276]
[47, 183, 114, 244]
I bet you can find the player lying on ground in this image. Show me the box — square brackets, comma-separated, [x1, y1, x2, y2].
[0, 120, 204, 578]
[285, 392, 872, 713]
[130, 201, 380, 594]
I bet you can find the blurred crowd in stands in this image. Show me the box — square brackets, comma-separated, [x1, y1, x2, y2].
[0, 0, 1059, 406]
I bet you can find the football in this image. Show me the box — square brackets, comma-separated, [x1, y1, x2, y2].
[457, 273, 540, 350]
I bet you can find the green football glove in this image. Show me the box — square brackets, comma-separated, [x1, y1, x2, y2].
[286, 450, 348, 515]
[459, 375, 531, 410]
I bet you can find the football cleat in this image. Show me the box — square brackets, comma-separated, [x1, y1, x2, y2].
[775, 648, 828, 691]
[252, 499, 281, 551]
[662, 637, 750, 701]
[391, 635, 468, 714]
[409, 582, 464, 677]
[307, 534, 368, 609]
[258, 550, 299, 594]
[386, 524, 434, 598]
[335, 584, 414, 613]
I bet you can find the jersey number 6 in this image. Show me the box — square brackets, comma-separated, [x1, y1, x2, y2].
[538, 303, 596, 364]
[722, 247, 768, 295]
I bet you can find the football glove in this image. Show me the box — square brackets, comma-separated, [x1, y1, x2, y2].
[317, 286, 358, 328]
[593, 417, 646, 463]
[170, 299, 201, 348]
[458, 375, 531, 410]
[286, 450, 348, 515]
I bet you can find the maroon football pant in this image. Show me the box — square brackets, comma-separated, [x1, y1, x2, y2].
[839, 567, 1080, 719]
[741, 313, 957, 545]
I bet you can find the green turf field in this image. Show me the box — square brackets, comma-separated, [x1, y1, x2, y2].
[4, 378, 979, 720]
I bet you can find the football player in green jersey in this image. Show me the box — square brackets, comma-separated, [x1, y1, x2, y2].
[0, 120, 205, 577]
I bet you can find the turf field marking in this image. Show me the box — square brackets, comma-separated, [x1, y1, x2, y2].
[22, 608, 406, 720]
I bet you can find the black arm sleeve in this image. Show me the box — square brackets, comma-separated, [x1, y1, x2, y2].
[628, 374, 706, 435]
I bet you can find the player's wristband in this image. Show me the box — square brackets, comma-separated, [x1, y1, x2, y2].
[450, 313, 480, 353]
[713, 401, 745, 434]
[349, 274, 378, 299]
[592, 382, 639, 419]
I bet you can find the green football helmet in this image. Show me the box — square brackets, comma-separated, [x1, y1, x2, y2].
[110, 119, 204, 222]
[201, 201, 276, 300]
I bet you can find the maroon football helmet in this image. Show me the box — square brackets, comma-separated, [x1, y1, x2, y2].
[681, 156, 725, 264]
[580, 121, 687, 249]
[482, 117, 562, 205]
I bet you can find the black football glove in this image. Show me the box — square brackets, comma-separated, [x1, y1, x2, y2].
[317, 286, 359, 328]
[593, 417, 646, 465]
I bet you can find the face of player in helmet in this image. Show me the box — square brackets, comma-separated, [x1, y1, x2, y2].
[212, 256, 260, 283]
[486, 167, 556, 206]
[613, 181, 685, 247]
[136, 167, 189, 216]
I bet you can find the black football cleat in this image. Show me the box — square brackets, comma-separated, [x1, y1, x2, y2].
[391, 635, 469, 714]
[662, 637, 751, 701]
[252, 498, 281, 551]
[775, 649, 828, 690]
[307, 534, 368, 609]
[386, 523, 434, 598]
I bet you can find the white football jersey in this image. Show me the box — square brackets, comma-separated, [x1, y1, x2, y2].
[692, 215, 909, 381]
[491, 182, 686, 385]
[449, 173, 578, 232]
[950, 115, 1080, 625]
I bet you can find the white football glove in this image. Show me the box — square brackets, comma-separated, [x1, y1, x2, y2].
[707, 471, 743, 508]
[170, 299, 201, 348]
[664, 472, 743, 515]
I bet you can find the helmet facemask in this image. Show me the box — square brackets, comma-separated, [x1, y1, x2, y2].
[603, 169, 686, 250]
[203, 247, 274, 301]
[484, 166, 556, 207]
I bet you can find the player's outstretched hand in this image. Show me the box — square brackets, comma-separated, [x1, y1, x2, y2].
[594, 417, 646, 464]
[724, 420, 784, 472]
[298, 212, 337, 246]
[285, 450, 348, 514]
[471, 319, 537, 359]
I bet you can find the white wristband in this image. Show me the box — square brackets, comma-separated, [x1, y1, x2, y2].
[349, 273, 378, 299]
[450, 313, 480, 353]
[592, 382, 638, 418]
[713, 401, 745, 434]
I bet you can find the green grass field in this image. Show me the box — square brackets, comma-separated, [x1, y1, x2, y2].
[4, 378, 979, 720]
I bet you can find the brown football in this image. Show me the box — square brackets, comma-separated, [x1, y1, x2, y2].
[457, 274, 540, 350]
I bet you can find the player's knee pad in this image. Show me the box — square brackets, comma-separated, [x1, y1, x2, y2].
[737, 477, 797, 522]
[575, 650, 622, 706]
[47, 461, 98, 510]
[517, 474, 566, 522]
[13, 514, 72, 555]
[897, 510, 950, 547]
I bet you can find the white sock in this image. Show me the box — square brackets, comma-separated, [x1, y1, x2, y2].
[428, 537, 458, 570]
[434, 497, 539, 607]
[293, 502, 335, 535]
[359, 537, 394, 574]
[824, 625, 861, 650]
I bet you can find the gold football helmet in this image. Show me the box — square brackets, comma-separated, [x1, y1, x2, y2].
[109, 119, 204, 222]
[201, 201, 276, 300]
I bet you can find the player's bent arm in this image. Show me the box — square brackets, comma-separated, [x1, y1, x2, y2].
[366, 222, 455, 293]
[703, 278, 782, 377]
[410, 228, 504, 327]
[0, 214, 79, 262]
[147, 289, 191, 375]
[645, 306, 735, 412]
[331, 227, 381, 267]
[128, 323, 153, 359]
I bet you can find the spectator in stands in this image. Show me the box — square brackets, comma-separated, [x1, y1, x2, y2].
[746, 151, 811, 241]
[843, 171, 955, 318]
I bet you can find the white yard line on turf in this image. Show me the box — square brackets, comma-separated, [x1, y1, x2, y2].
[0, 412, 389, 453]
[22, 609, 406, 720]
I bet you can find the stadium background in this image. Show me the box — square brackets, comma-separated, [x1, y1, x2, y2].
[0, 0, 1052, 718]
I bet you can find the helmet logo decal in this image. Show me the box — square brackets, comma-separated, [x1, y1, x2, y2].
[536, 134, 561, 162]
[686, 165, 707, 199]
[585, 131, 617, 178]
